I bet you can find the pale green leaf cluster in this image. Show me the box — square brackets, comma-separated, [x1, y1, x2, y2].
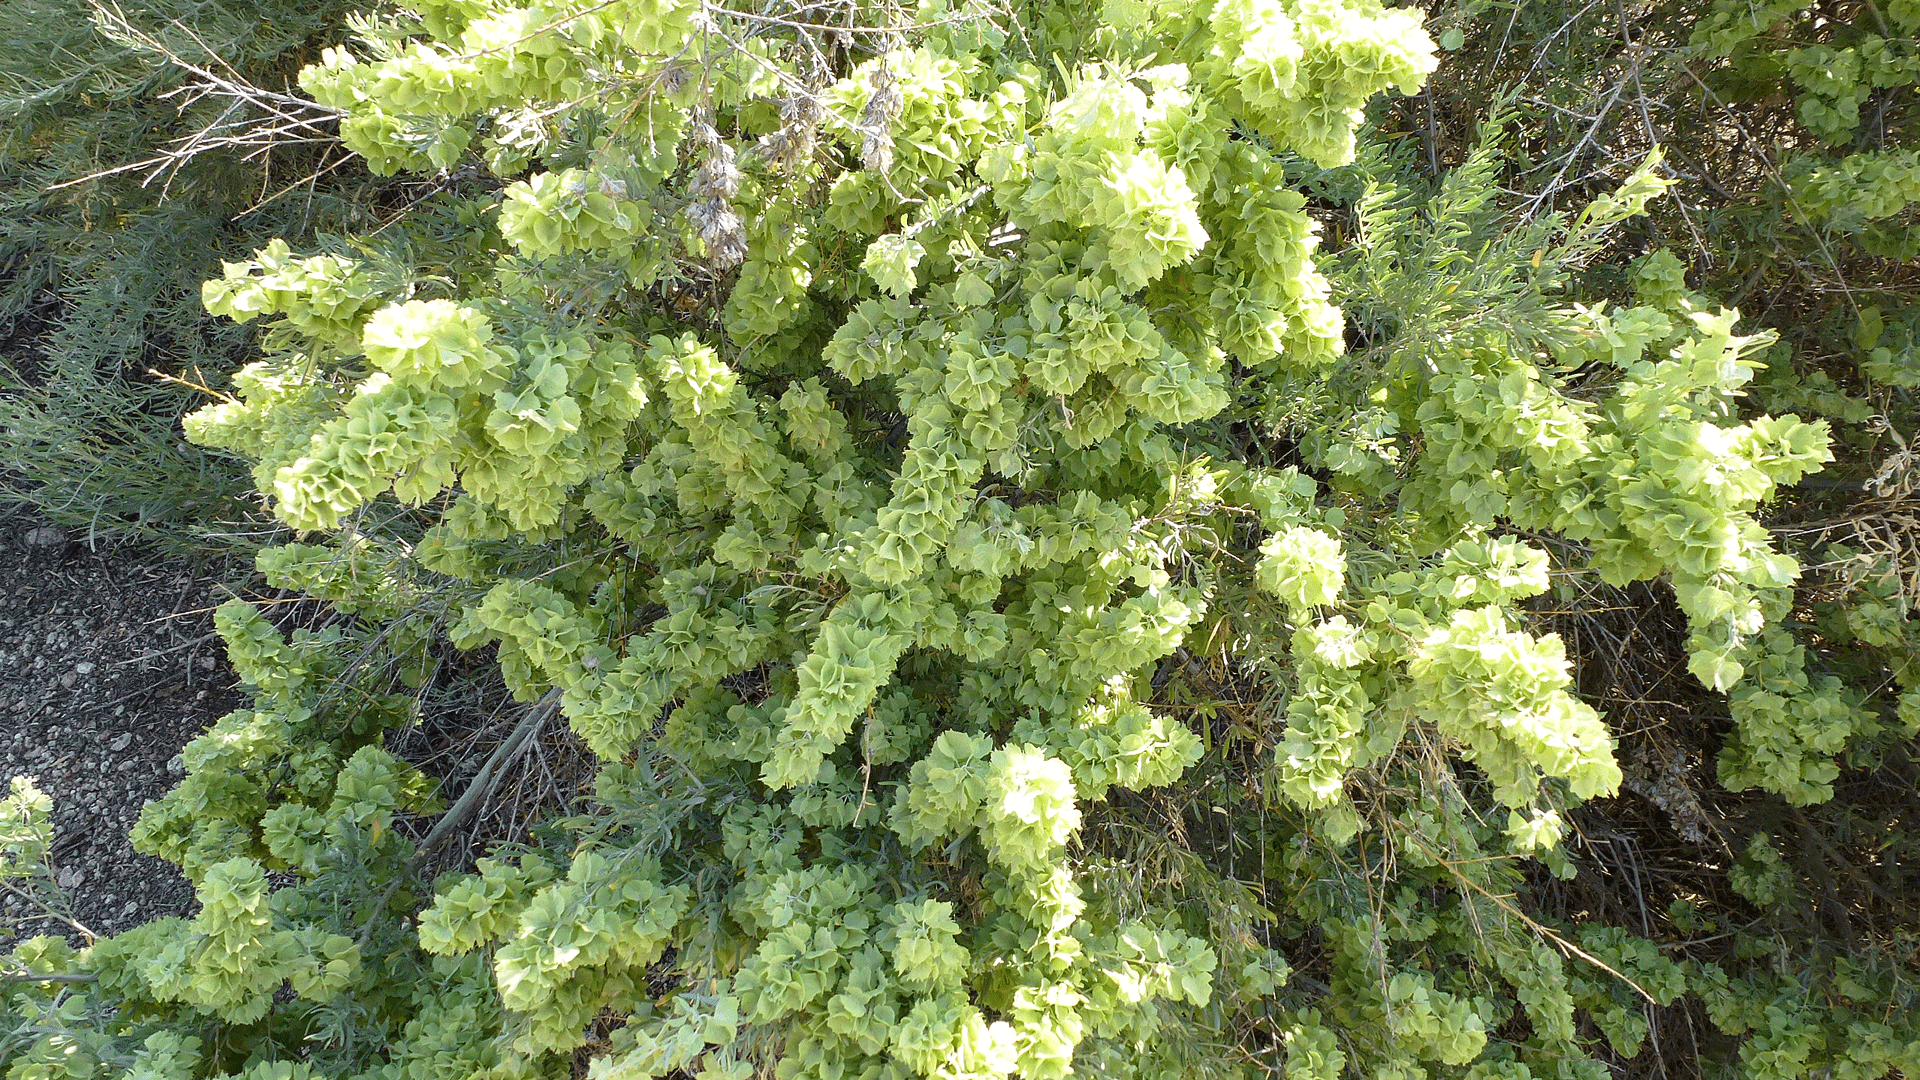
[1324, 166, 1847, 804]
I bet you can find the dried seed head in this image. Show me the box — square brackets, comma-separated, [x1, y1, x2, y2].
[1623, 745, 1714, 846]
[692, 141, 741, 200]
[860, 127, 895, 175]
[690, 114, 720, 151]
[685, 195, 746, 270]
[757, 95, 823, 171]
[859, 62, 903, 174]
[658, 63, 692, 96]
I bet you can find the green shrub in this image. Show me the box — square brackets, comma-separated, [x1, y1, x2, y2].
[4, 0, 1916, 1077]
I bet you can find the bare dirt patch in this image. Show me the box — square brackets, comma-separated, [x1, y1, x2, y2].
[0, 506, 243, 942]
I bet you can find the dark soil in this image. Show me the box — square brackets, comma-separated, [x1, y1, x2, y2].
[0, 506, 243, 942]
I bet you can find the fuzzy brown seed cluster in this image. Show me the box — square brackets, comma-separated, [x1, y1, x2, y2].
[685, 117, 747, 269]
[858, 62, 903, 175]
[757, 94, 824, 172]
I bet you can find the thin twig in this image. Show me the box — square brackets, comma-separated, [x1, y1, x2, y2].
[1395, 827, 1661, 1003]
[0, 972, 98, 985]
[355, 690, 560, 950]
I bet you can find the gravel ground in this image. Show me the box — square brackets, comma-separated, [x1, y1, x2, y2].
[0, 510, 244, 942]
